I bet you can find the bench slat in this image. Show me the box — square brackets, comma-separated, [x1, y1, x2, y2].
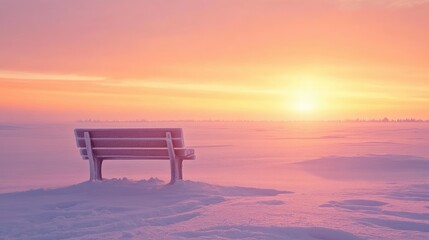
[79, 148, 194, 159]
[82, 155, 195, 160]
[76, 138, 184, 148]
[75, 128, 183, 138]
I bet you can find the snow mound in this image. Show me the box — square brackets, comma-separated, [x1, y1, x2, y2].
[295, 154, 429, 181]
[256, 200, 285, 205]
[387, 184, 429, 201]
[176, 225, 363, 240]
[0, 178, 290, 240]
[320, 199, 387, 211]
[0, 124, 22, 130]
[3, 178, 290, 199]
[321, 195, 429, 232]
[360, 218, 429, 233]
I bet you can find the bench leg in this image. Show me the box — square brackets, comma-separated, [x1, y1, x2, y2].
[89, 158, 96, 181]
[169, 157, 176, 184]
[166, 132, 179, 184]
[95, 159, 103, 181]
[178, 159, 183, 180]
[89, 157, 103, 181]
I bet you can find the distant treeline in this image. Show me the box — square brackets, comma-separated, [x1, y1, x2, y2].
[76, 118, 429, 123]
[342, 118, 429, 122]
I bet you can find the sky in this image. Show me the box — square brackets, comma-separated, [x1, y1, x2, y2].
[1, 0, 429, 122]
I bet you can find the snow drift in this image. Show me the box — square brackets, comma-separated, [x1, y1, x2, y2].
[0, 179, 309, 240]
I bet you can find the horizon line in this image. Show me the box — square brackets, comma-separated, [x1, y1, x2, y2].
[75, 118, 429, 123]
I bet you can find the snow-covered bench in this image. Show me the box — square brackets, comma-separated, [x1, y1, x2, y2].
[74, 128, 195, 184]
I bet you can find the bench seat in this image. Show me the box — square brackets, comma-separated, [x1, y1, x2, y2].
[79, 148, 195, 160]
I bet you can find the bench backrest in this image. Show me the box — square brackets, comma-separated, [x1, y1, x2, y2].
[74, 128, 189, 160]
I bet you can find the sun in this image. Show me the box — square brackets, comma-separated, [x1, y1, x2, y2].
[293, 92, 316, 113]
[287, 76, 325, 115]
[296, 97, 314, 113]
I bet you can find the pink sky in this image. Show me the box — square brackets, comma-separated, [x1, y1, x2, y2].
[1, 0, 429, 122]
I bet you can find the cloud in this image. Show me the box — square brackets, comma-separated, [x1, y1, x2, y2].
[336, 0, 429, 8]
[0, 70, 105, 81]
[101, 80, 283, 95]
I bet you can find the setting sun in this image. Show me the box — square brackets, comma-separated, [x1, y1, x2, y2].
[295, 95, 315, 113]
[289, 80, 321, 114]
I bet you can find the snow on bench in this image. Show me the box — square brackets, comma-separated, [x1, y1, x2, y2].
[74, 128, 195, 184]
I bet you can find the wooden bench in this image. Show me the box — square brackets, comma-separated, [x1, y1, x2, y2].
[74, 128, 195, 184]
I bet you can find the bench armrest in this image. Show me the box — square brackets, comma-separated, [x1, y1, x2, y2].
[182, 148, 196, 160]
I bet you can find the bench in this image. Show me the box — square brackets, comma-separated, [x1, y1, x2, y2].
[74, 128, 195, 184]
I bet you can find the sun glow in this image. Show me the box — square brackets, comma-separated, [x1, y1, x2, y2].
[290, 79, 320, 114]
[294, 92, 317, 113]
[295, 95, 315, 113]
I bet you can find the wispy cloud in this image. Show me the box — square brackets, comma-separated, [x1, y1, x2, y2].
[0, 70, 105, 81]
[101, 80, 283, 95]
[336, 0, 429, 8]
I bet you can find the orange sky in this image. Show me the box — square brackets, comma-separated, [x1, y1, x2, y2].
[1, 0, 429, 122]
